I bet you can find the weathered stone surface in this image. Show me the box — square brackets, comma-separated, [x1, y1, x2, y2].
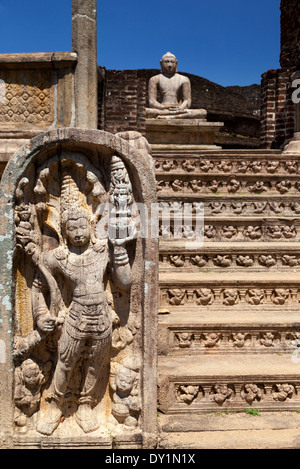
[146, 52, 207, 120]
[154, 146, 300, 447]
[145, 53, 223, 149]
[72, 0, 98, 129]
[0, 128, 158, 449]
[158, 412, 300, 449]
[0, 53, 77, 171]
[146, 119, 223, 148]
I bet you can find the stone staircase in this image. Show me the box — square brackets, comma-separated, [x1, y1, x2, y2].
[154, 148, 300, 448]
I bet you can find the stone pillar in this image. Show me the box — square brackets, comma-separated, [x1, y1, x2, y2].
[72, 0, 98, 129]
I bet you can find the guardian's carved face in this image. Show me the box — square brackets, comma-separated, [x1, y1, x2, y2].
[65, 216, 91, 247]
[161, 54, 177, 74]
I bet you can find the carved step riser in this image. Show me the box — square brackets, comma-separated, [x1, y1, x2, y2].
[159, 252, 300, 271]
[157, 199, 300, 217]
[156, 173, 300, 194]
[154, 155, 299, 176]
[158, 220, 300, 242]
[158, 379, 300, 414]
[158, 327, 300, 355]
[159, 287, 300, 309]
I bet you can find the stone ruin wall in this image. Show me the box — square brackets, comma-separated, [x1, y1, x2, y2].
[260, 0, 300, 149]
[98, 68, 260, 149]
[0, 52, 77, 179]
[98, 69, 147, 136]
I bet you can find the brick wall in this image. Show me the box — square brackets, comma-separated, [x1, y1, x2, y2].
[260, 0, 300, 148]
[260, 68, 294, 148]
[99, 68, 260, 148]
[280, 0, 300, 70]
[98, 69, 147, 135]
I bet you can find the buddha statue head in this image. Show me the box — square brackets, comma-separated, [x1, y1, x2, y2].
[160, 52, 178, 75]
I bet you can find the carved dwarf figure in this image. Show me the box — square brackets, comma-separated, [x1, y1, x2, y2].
[146, 52, 207, 120]
[195, 288, 214, 306]
[168, 289, 186, 306]
[175, 332, 193, 348]
[110, 359, 141, 428]
[211, 384, 233, 405]
[177, 385, 199, 404]
[14, 359, 45, 430]
[241, 384, 262, 404]
[202, 332, 221, 348]
[34, 205, 132, 436]
[273, 383, 294, 401]
[223, 289, 238, 306]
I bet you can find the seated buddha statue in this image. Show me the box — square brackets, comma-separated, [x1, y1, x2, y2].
[146, 52, 207, 120]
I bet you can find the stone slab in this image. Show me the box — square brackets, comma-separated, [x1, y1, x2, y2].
[146, 119, 224, 146]
[158, 412, 300, 449]
[158, 427, 300, 449]
[158, 353, 300, 377]
[151, 144, 222, 151]
[159, 270, 300, 286]
[0, 52, 77, 69]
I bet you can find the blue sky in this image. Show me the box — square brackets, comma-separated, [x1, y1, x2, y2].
[0, 0, 281, 87]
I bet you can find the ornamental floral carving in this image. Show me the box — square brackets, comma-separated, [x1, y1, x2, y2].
[0, 70, 53, 127]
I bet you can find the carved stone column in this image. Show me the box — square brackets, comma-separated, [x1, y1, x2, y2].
[72, 0, 98, 129]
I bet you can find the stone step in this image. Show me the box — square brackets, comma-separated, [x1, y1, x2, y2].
[158, 310, 300, 356]
[159, 241, 300, 252]
[159, 271, 300, 313]
[154, 148, 300, 198]
[159, 241, 300, 272]
[159, 270, 300, 284]
[158, 197, 300, 218]
[153, 149, 296, 177]
[158, 218, 300, 243]
[153, 149, 282, 155]
[155, 171, 300, 181]
[158, 412, 300, 449]
[157, 354, 300, 414]
[152, 149, 282, 158]
[156, 178, 300, 197]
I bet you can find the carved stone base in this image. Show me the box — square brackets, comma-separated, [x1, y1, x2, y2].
[12, 431, 143, 449]
[158, 354, 300, 414]
[146, 118, 224, 148]
[158, 413, 300, 449]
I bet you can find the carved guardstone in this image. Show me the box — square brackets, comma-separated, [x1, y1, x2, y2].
[0, 128, 158, 449]
[145, 52, 223, 150]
